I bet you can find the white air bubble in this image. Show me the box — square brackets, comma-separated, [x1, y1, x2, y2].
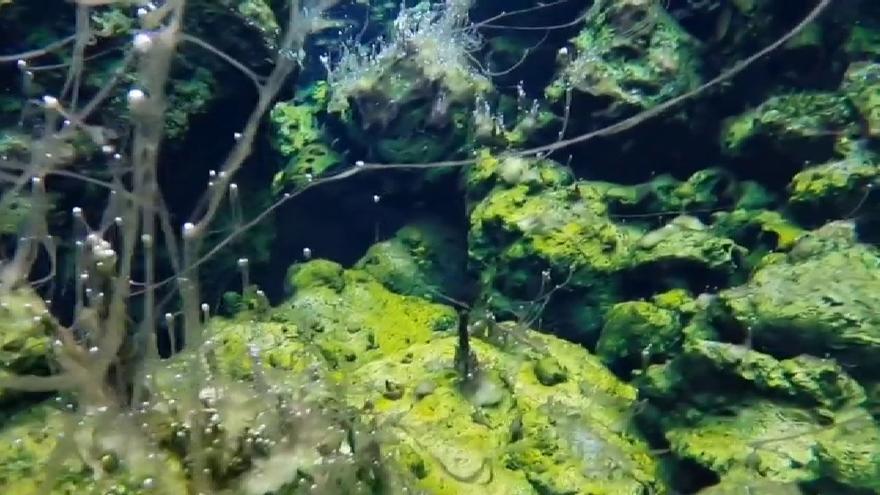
[42, 95, 60, 110]
[127, 88, 146, 107]
[133, 33, 153, 53]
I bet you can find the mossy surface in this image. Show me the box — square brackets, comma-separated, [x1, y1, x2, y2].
[631, 288, 880, 493]
[0, 403, 189, 495]
[471, 183, 626, 272]
[343, 333, 661, 495]
[197, 263, 663, 494]
[600, 168, 766, 218]
[717, 223, 880, 369]
[788, 151, 879, 222]
[548, 0, 701, 111]
[721, 92, 857, 161]
[355, 220, 470, 302]
[842, 62, 880, 138]
[269, 101, 323, 158]
[664, 399, 880, 486]
[597, 300, 682, 374]
[0, 289, 51, 404]
[672, 340, 866, 410]
[632, 218, 745, 275]
[712, 209, 804, 252]
[278, 261, 459, 370]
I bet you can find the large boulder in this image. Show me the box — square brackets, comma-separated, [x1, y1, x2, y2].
[716, 222, 880, 371]
[638, 336, 879, 492]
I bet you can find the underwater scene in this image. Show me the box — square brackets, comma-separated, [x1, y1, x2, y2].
[1, 0, 880, 493]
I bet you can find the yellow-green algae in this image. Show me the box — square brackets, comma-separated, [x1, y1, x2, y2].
[355, 220, 470, 302]
[342, 333, 660, 495]
[597, 300, 682, 374]
[711, 209, 804, 252]
[665, 399, 880, 489]
[277, 261, 458, 370]
[0, 289, 51, 404]
[210, 262, 662, 494]
[788, 150, 878, 221]
[0, 404, 188, 495]
[718, 222, 880, 366]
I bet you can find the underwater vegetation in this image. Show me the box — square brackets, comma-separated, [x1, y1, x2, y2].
[2, 0, 880, 493]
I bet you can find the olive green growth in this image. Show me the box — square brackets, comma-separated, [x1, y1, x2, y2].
[547, 0, 702, 111]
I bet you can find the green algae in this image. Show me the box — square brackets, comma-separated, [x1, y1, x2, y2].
[597, 300, 682, 375]
[172, 262, 664, 494]
[0, 289, 51, 404]
[721, 92, 857, 160]
[280, 261, 458, 370]
[547, 0, 701, 112]
[4, 2, 880, 494]
[842, 62, 880, 138]
[712, 209, 804, 252]
[0, 403, 189, 495]
[632, 217, 745, 275]
[269, 101, 323, 158]
[788, 151, 878, 221]
[717, 222, 880, 369]
[663, 398, 880, 490]
[355, 220, 470, 302]
[674, 340, 865, 410]
[343, 333, 660, 495]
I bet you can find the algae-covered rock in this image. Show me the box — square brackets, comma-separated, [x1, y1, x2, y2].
[533, 355, 568, 386]
[716, 222, 880, 370]
[343, 332, 662, 494]
[696, 475, 803, 495]
[788, 150, 878, 222]
[279, 261, 458, 368]
[841, 62, 880, 138]
[272, 142, 342, 192]
[0, 289, 51, 404]
[269, 100, 324, 157]
[285, 258, 346, 292]
[659, 168, 737, 212]
[548, 0, 701, 113]
[468, 181, 625, 279]
[465, 152, 574, 204]
[468, 179, 629, 339]
[601, 168, 768, 218]
[0, 403, 189, 494]
[665, 399, 880, 489]
[190, 263, 664, 494]
[597, 300, 682, 375]
[327, 2, 490, 163]
[721, 92, 857, 162]
[644, 168, 739, 213]
[631, 216, 745, 277]
[468, 160, 746, 341]
[711, 209, 804, 253]
[678, 340, 865, 410]
[355, 220, 470, 302]
[268, 90, 344, 192]
[633, 303, 880, 493]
